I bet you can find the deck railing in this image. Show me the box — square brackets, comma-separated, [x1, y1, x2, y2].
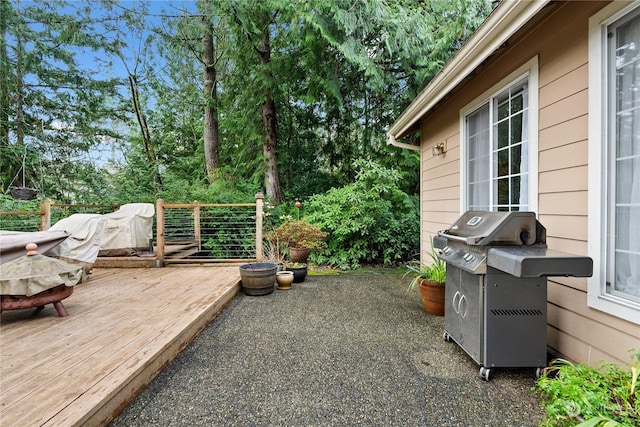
[0, 201, 119, 232]
[0, 195, 264, 266]
[157, 194, 263, 265]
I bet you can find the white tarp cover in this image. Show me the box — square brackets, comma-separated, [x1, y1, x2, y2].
[0, 252, 82, 296]
[0, 230, 69, 265]
[46, 214, 106, 264]
[99, 203, 154, 250]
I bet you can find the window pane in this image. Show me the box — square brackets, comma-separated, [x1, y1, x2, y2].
[616, 111, 638, 158]
[609, 11, 640, 302]
[614, 252, 640, 299]
[519, 174, 529, 210]
[467, 104, 491, 210]
[511, 143, 522, 175]
[497, 178, 509, 205]
[616, 206, 632, 251]
[511, 113, 523, 145]
[496, 121, 509, 149]
[497, 148, 509, 177]
[511, 93, 523, 114]
[616, 158, 638, 204]
[510, 176, 521, 205]
[497, 97, 509, 121]
[469, 181, 489, 211]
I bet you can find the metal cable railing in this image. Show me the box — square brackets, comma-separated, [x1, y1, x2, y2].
[157, 195, 264, 265]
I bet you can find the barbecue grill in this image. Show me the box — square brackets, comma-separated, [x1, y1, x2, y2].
[435, 211, 592, 381]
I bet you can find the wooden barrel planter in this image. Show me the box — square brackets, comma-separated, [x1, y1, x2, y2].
[239, 263, 278, 296]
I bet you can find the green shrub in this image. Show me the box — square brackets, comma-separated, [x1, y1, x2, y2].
[535, 350, 639, 427]
[305, 159, 419, 269]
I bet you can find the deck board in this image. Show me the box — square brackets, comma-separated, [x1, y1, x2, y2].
[0, 266, 241, 426]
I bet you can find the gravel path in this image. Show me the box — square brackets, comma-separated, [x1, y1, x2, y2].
[110, 269, 545, 426]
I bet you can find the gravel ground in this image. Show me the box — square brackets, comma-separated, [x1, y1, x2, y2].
[110, 269, 545, 427]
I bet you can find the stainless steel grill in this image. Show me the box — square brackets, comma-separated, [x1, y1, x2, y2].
[435, 211, 592, 381]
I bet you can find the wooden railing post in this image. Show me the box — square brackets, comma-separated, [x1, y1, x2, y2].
[255, 193, 264, 261]
[156, 199, 165, 267]
[193, 201, 201, 251]
[40, 199, 51, 230]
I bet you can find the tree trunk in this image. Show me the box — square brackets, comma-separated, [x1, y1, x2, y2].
[202, 10, 219, 183]
[0, 0, 9, 144]
[257, 26, 283, 204]
[128, 74, 163, 190]
[15, 0, 24, 147]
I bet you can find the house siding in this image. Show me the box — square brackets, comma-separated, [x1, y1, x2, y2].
[419, 1, 639, 365]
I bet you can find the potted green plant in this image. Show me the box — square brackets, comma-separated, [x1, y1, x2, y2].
[405, 238, 446, 316]
[271, 219, 327, 263]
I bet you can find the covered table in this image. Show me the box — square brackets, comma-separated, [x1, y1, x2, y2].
[1, 243, 83, 317]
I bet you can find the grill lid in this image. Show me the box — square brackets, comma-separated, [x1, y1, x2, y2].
[439, 211, 545, 246]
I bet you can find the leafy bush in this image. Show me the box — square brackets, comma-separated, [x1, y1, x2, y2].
[305, 159, 419, 269]
[535, 350, 639, 427]
[270, 219, 327, 250]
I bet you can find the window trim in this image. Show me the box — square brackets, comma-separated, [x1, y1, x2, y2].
[459, 56, 539, 214]
[588, 0, 640, 325]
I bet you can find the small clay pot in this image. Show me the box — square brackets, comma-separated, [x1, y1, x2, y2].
[276, 271, 294, 290]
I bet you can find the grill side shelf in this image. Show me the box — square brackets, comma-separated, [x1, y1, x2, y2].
[487, 247, 593, 278]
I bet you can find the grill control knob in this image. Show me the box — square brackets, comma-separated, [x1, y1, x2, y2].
[443, 246, 452, 255]
[463, 253, 475, 263]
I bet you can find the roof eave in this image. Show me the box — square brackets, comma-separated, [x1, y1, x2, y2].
[387, 0, 550, 149]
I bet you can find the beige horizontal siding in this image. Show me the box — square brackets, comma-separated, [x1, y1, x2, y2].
[539, 89, 588, 131]
[540, 64, 588, 108]
[539, 140, 589, 172]
[539, 115, 588, 151]
[548, 282, 640, 364]
[544, 236, 588, 256]
[538, 213, 587, 241]
[539, 166, 588, 193]
[538, 193, 587, 216]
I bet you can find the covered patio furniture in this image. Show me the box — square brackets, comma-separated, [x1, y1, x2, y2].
[0, 230, 69, 265]
[99, 203, 154, 256]
[45, 213, 106, 278]
[0, 243, 83, 317]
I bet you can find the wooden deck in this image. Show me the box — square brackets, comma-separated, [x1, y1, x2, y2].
[0, 266, 241, 426]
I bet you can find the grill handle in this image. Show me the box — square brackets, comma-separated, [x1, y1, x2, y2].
[437, 230, 477, 245]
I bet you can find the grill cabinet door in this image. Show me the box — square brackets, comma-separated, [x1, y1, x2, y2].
[445, 265, 483, 364]
[483, 267, 548, 368]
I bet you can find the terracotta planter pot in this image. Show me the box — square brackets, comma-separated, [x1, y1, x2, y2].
[418, 279, 445, 316]
[289, 247, 311, 263]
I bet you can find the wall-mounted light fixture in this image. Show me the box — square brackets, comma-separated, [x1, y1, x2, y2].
[432, 142, 446, 157]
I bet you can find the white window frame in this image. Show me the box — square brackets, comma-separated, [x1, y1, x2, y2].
[460, 57, 539, 214]
[588, 1, 640, 325]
